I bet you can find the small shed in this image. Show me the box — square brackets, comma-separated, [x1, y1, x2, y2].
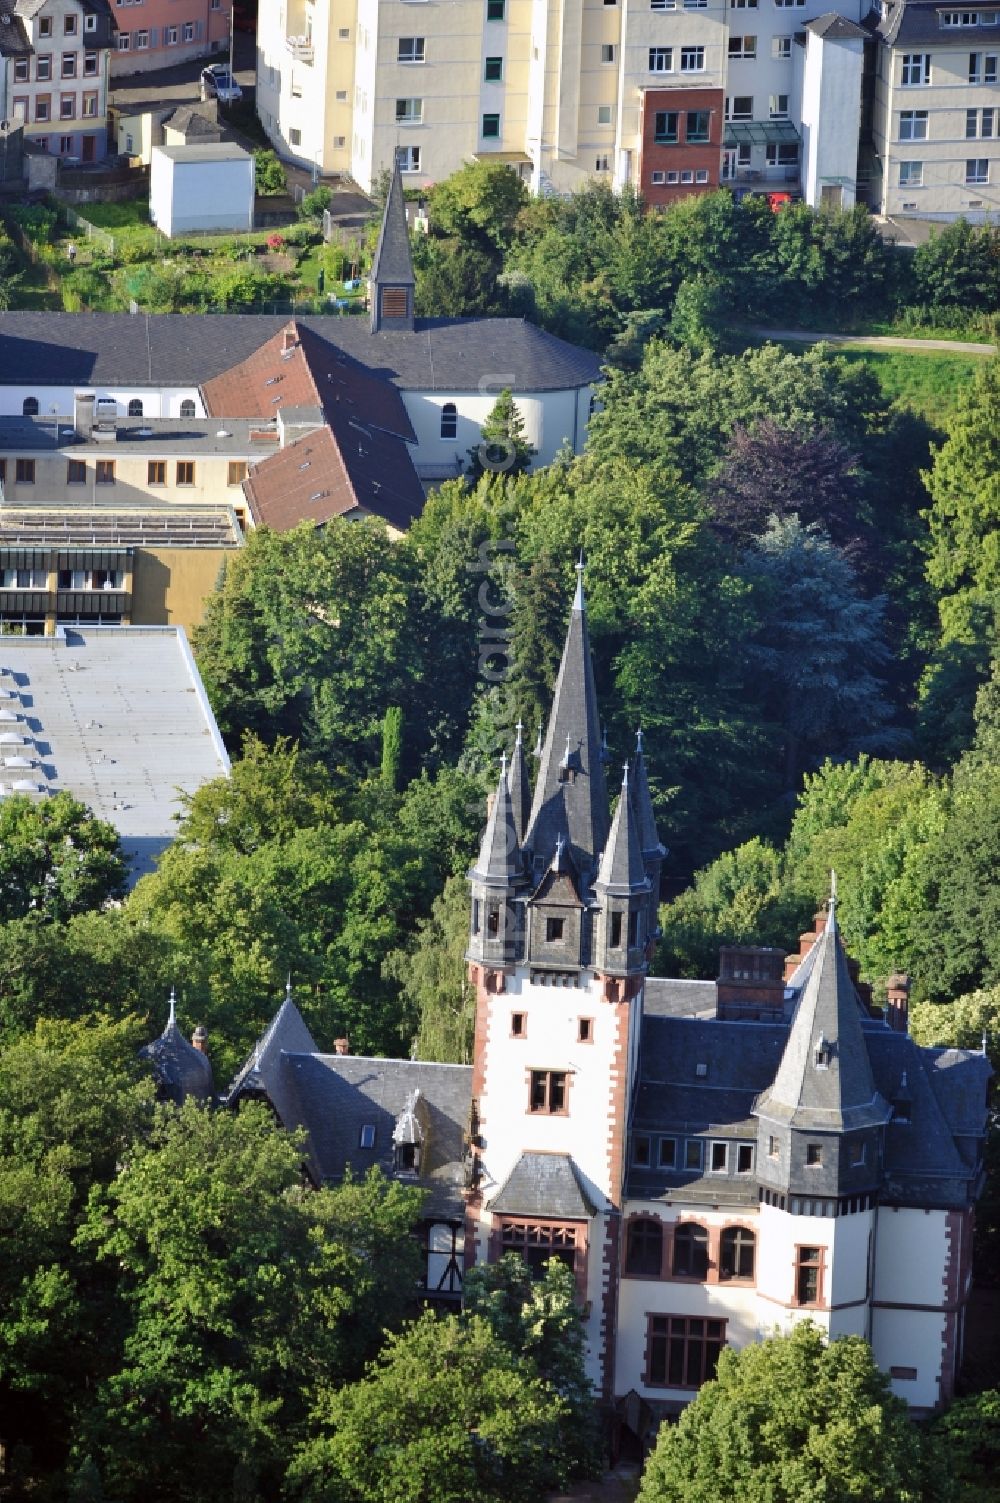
[149, 142, 254, 237]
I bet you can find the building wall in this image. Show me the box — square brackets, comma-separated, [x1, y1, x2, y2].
[0, 387, 205, 419]
[130, 544, 230, 629]
[639, 85, 725, 204]
[400, 384, 592, 471]
[150, 151, 255, 235]
[110, 0, 229, 76]
[3, 0, 112, 163]
[800, 31, 864, 207]
[876, 39, 1000, 220]
[0, 447, 250, 508]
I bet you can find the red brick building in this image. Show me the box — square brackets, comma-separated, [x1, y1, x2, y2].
[639, 86, 724, 206]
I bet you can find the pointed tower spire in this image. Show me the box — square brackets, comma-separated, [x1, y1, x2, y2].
[524, 565, 610, 882]
[508, 720, 532, 846]
[369, 152, 416, 334]
[471, 760, 522, 888]
[756, 906, 890, 1140]
[631, 728, 665, 860]
[595, 765, 649, 895]
[167, 986, 177, 1028]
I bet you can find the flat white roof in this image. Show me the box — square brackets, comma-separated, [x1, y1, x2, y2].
[153, 143, 252, 163]
[1, 626, 230, 880]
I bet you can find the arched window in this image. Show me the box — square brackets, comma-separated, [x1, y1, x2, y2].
[127, 398, 143, 417]
[179, 398, 196, 418]
[22, 397, 39, 416]
[440, 402, 457, 439]
[625, 1217, 663, 1277]
[672, 1222, 709, 1279]
[720, 1226, 755, 1281]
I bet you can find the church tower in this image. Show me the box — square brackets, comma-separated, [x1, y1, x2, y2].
[466, 565, 662, 1401]
[369, 155, 416, 334]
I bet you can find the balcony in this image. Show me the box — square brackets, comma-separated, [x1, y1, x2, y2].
[285, 34, 314, 61]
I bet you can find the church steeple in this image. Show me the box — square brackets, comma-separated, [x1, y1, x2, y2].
[755, 875, 890, 1199]
[369, 154, 416, 334]
[524, 562, 610, 885]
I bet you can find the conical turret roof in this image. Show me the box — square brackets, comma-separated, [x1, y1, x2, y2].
[595, 766, 650, 896]
[632, 730, 666, 858]
[524, 563, 610, 878]
[471, 759, 522, 888]
[139, 991, 213, 1105]
[508, 721, 532, 845]
[756, 883, 889, 1133]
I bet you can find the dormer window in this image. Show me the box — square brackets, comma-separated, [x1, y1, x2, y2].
[395, 1141, 420, 1173]
[545, 916, 564, 942]
[814, 1035, 830, 1069]
[487, 904, 500, 937]
[359, 1124, 376, 1149]
[610, 911, 623, 948]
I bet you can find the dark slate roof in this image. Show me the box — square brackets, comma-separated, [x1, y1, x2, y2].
[596, 767, 649, 896]
[632, 732, 665, 859]
[806, 11, 868, 37]
[525, 569, 610, 882]
[226, 993, 319, 1128]
[490, 1151, 597, 1219]
[507, 723, 532, 846]
[756, 910, 890, 1133]
[0, 13, 31, 56]
[643, 977, 718, 1017]
[370, 162, 416, 288]
[0, 313, 602, 395]
[281, 1054, 472, 1218]
[878, 0, 989, 45]
[470, 763, 523, 888]
[139, 1004, 214, 1104]
[162, 105, 223, 139]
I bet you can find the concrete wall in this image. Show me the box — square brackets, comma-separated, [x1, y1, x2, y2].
[401, 385, 591, 472]
[0, 388, 204, 419]
[800, 29, 862, 208]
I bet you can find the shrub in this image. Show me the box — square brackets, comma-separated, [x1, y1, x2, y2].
[254, 149, 286, 196]
[298, 186, 332, 222]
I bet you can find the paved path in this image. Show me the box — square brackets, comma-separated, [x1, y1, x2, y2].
[753, 327, 996, 355]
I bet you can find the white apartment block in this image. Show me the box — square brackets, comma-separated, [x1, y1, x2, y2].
[256, 0, 998, 215]
[874, 0, 1000, 219]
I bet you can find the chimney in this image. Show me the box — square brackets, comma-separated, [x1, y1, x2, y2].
[333, 1037, 350, 1055]
[191, 1025, 209, 1053]
[282, 326, 298, 354]
[716, 945, 786, 1020]
[74, 391, 95, 441]
[885, 973, 910, 1033]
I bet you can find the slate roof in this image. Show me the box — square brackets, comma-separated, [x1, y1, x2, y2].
[370, 161, 416, 288]
[139, 1001, 214, 1104]
[0, 13, 32, 56]
[508, 723, 532, 846]
[596, 766, 649, 896]
[806, 12, 868, 37]
[0, 312, 602, 394]
[629, 948, 989, 1209]
[877, 0, 990, 45]
[756, 908, 890, 1133]
[631, 732, 665, 859]
[470, 762, 523, 887]
[490, 1151, 597, 1219]
[525, 567, 610, 882]
[162, 106, 223, 140]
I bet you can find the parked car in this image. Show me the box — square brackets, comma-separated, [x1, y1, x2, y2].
[201, 64, 243, 103]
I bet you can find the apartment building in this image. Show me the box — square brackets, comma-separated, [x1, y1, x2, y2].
[873, 0, 1000, 219]
[0, 0, 115, 162]
[110, 0, 229, 76]
[257, 0, 879, 203]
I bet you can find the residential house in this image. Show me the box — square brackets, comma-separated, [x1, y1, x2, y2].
[110, 0, 228, 76]
[872, 0, 1000, 219]
[0, 0, 115, 162]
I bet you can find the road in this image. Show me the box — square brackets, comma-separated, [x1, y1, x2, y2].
[109, 31, 257, 112]
[753, 327, 997, 355]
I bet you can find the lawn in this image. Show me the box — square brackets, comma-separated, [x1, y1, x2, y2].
[75, 198, 152, 230]
[832, 347, 987, 429]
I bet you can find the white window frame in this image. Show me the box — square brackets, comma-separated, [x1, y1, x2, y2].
[966, 156, 990, 182]
[899, 108, 928, 138]
[397, 36, 425, 62]
[901, 52, 931, 84]
[898, 159, 923, 186]
[399, 144, 421, 171]
[728, 33, 757, 56]
[772, 34, 792, 55]
[648, 45, 673, 69]
[395, 96, 423, 122]
[680, 44, 705, 70]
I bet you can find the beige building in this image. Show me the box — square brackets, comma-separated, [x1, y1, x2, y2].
[873, 0, 1000, 220]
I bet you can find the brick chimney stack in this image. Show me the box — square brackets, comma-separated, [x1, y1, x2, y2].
[191, 1025, 209, 1054]
[885, 973, 910, 1033]
[333, 1037, 350, 1055]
